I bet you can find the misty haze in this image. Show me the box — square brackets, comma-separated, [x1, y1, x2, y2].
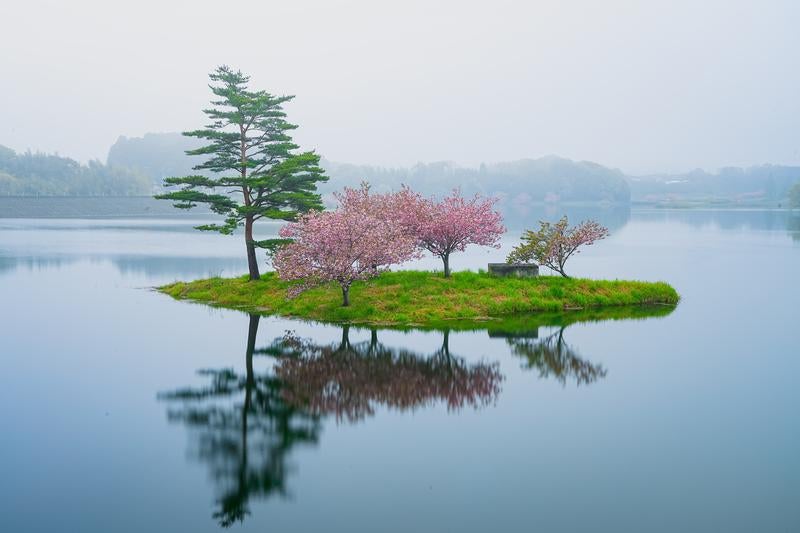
[1, 1, 799, 532]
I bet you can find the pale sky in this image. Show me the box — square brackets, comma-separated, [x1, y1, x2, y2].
[1, 0, 798, 174]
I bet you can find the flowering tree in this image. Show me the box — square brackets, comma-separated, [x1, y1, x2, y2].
[401, 189, 505, 277]
[506, 216, 609, 278]
[272, 184, 418, 306]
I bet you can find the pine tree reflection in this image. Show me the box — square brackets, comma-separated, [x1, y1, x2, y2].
[158, 315, 322, 527]
[503, 325, 607, 386]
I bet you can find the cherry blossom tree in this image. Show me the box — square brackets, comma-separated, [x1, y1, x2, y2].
[272, 184, 419, 306]
[506, 216, 609, 278]
[400, 189, 505, 277]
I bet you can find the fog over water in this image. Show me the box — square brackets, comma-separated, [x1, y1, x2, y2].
[2, 0, 799, 173]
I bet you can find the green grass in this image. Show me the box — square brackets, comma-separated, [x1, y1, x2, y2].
[158, 270, 679, 329]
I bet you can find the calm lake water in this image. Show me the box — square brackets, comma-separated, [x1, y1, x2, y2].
[1, 203, 798, 532]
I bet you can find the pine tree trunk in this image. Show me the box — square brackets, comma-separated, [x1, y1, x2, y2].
[244, 215, 260, 281]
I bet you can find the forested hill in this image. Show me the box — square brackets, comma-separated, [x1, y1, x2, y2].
[107, 133, 631, 203]
[107, 133, 199, 186]
[0, 144, 150, 196]
[321, 157, 630, 203]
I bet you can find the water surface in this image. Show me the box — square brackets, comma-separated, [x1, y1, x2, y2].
[1, 204, 798, 532]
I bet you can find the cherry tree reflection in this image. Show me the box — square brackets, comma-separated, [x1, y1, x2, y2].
[272, 326, 503, 422]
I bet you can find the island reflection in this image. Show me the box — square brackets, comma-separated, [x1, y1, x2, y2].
[160, 306, 670, 526]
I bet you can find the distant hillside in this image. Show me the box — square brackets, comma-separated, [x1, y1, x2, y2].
[107, 133, 631, 203]
[0, 144, 150, 197]
[107, 133, 201, 183]
[321, 156, 630, 204]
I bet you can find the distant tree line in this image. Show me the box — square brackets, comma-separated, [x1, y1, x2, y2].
[109, 133, 631, 204]
[630, 166, 800, 205]
[0, 144, 150, 196]
[109, 131, 800, 206]
[320, 156, 631, 204]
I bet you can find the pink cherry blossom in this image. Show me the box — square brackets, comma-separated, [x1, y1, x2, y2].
[273, 184, 420, 306]
[398, 188, 505, 277]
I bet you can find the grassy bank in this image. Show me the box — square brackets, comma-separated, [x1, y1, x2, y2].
[159, 270, 679, 328]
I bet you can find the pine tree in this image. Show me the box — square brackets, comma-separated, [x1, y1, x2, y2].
[156, 66, 327, 280]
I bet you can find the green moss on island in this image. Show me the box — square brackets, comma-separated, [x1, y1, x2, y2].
[158, 270, 679, 328]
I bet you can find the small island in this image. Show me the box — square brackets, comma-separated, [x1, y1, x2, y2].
[159, 270, 679, 328]
[155, 67, 679, 330]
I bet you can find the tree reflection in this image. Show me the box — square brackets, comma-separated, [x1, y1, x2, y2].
[501, 325, 607, 386]
[158, 315, 322, 527]
[160, 316, 503, 526]
[272, 326, 503, 422]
